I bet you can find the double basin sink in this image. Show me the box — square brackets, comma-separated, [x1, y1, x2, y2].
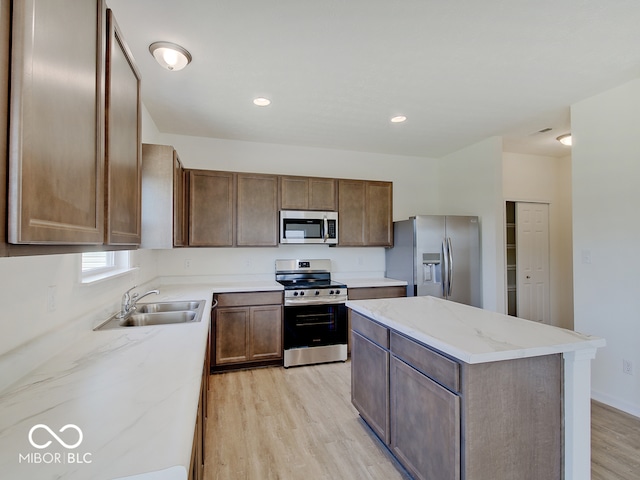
[95, 300, 205, 330]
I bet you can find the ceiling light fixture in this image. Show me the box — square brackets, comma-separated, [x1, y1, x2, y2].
[391, 115, 407, 123]
[253, 97, 271, 107]
[149, 42, 192, 71]
[556, 133, 572, 146]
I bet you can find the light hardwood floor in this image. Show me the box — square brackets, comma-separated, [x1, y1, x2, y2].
[205, 361, 640, 480]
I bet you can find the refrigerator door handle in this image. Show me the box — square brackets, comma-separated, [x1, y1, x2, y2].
[441, 239, 449, 298]
[447, 237, 454, 297]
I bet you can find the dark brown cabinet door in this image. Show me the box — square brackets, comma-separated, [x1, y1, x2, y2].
[351, 331, 390, 444]
[105, 9, 141, 245]
[390, 356, 461, 480]
[338, 179, 393, 246]
[366, 181, 393, 246]
[338, 179, 366, 245]
[188, 170, 235, 246]
[280, 176, 337, 211]
[309, 177, 337, 210]
[237, 173, 278, 246]
[280, 176, 309, 210]
[8, 0, 106, 244]
[248, 305, 282, 361]
[215, 307, 249, 364]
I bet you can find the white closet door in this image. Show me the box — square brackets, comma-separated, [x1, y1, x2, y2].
[516, 203, 550, 324]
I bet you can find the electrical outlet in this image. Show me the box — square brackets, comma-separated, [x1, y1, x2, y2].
[184, 259, 191, 269]
[47, 285, 57, 312]
[581, 250, 592, 264]
[623, 359, 633, 375]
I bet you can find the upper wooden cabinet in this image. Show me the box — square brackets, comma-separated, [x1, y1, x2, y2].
[141, 144, 186, 248]
[279, 175, 337, 211]
[236, 173, 278, 246]
[188, 170, 235, 247]
[0, 0, 9, 256]
[6, 1, 141, 248]
[8, 0, 106, 244]
[338, 179, 393, 246]
[105, 9, 141, 245]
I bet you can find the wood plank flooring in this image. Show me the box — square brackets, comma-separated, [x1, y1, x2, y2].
[592, 400, 640, 480]
[205, 361, 640, 480]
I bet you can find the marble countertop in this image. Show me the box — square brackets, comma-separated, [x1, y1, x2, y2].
[0, 285, 213, 480]
[0, 276, 406, 479]
[347, 295, 605, 364]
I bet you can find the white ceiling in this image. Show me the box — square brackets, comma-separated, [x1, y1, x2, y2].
[107, 0, 640, 159]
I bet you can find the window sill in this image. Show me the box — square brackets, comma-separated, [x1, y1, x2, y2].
[81, 266, 138, 285]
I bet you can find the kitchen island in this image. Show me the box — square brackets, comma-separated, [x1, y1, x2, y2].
[347, 296, 605, 480]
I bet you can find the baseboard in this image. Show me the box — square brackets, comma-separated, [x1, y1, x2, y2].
[592, 390, 640, 418]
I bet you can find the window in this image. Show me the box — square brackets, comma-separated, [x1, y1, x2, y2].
[81, 251, 131, 283]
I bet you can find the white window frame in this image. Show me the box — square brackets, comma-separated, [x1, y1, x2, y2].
[81, 250, 133, 284]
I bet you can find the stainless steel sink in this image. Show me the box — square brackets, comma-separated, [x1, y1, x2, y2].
[95, 300, 205, 330]
[136, 301, 202, 313]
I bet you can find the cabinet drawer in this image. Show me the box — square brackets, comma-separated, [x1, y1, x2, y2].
[215, 291, 282, 307]
[351, 311, 389, 348]
[391, 331, 459, 393]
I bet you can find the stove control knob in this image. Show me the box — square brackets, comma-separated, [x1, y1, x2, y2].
[300, 291, 305, 296]
[293, 291, 299, 296]
[329, 290, 335, 295]
[315, 290, 320, 296]
[334, 289, 340, 295]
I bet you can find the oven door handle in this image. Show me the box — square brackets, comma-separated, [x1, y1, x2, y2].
[296, 321, 333, 327]
[284, 299, 346, 306]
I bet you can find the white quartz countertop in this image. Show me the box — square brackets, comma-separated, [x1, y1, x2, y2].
[0, 285, 214, 480]
[347, 296, 605, 364]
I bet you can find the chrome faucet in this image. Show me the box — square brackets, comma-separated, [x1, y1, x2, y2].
[118, 286, 160, 319]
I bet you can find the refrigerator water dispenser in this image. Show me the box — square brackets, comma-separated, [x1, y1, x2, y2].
[422, 253, 441, 284]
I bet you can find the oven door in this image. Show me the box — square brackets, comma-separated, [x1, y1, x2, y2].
[283, 303, 347, 349]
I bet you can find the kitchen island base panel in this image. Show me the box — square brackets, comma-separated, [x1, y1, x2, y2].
[460, 354, 562, 480]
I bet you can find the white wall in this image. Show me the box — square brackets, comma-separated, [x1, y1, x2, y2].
[439, 137, 504, 311]
[571, 78, 640, 417]
[502, 152, 574, 329]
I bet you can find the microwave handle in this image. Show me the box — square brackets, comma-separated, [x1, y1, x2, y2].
[323, 216, 329, 243]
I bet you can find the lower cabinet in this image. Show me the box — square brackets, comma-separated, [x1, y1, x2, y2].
[189, 326, 210, 480]
[350, 310, 562, 480]
[390, 356, 460, 480]
[351, 331, 389, 443]
[212, 291, 283, 371]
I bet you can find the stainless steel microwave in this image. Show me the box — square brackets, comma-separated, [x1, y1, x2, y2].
[279, 210, 338, 245]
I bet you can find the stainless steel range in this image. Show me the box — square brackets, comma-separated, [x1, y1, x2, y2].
[275, 259, 348, 367]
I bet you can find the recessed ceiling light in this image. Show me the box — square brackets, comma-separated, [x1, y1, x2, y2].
[149, 42, 192, 71]
[253, 97, 271, 107]
[556, 133, 572, 146]
[391, 115, 407, 123]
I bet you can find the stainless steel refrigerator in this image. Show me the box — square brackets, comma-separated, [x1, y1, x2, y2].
[385, 215, 481, 307]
